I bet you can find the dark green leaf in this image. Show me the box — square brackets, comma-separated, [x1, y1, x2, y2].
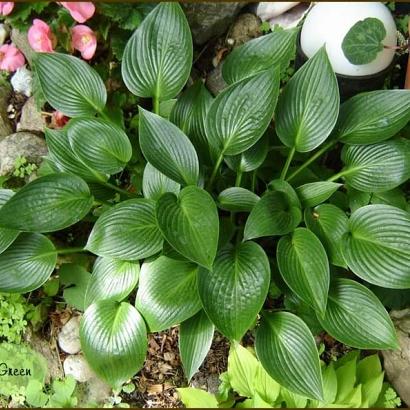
[142, 163, 180, 201]
[255, 311, 324, 400]
[122, 3, 192, 100]
[136, 256, 201, 331]
[156, 186, 219, 269]
[0, 233, 56, 293]
[198, 242, 270, 341]
[139, 107, 199, 186]
[0, 174, 93, 232]
[86, 198, 163, 261]
[371, 188, 408, 211]
[60, 264, 91, 311]
[296, 182, 342, 208]
[217, 187, 260, 212]
[275, 47, 339, 152]
[179, 310, 214, 382]
[0, 190, 19, 254]
[34, 53, 106, 117]
[80, 301, 147, 388]
[317, 278, 398, 349]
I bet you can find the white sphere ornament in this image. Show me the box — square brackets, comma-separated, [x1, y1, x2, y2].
[300, 2, 397, 76]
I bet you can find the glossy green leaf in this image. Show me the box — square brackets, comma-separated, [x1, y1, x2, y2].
[255, 311, 324, 400]
[206, 68, 280, 156]
[244, 181, 301, 240]
[277, 228, 330, 315]
[142, 162, 180, 201]
[0, 174, 93, 232]
[122, 2, 192, 100]
[85, 257, 140, 308]
[0, 190, 19, 254]
[343, 204, 410, 288]
[170, 81, 213, 163]
[336, 90, 410, 144]
[156, 186, 219, 269]
[222, 29, 297, 84]
[371, 188, 408, 211]
[0, 233, 56, 293]
[60, 263, 91, 311]
[45, 128, 107, 183]
[177, 388, 218, 408]
[67, 118, 132, 175]
[342, 18, 386, 65]
[198, 242, 270, 341]
[340, 139, 410, 192]
[217, 187, 260, 212]
[136, 256, 201, 331]
[34, 52, 106, 117]
[80, 301, 147, 389]
[317, 278, 398, 349]
[296, 182, 342, 208]
[179, 310, 214, 382]
[86, 198, 163, 261]
[304, 204, 348, 268]
[275, 47, 339, 152]
[139, 107, 199, 186]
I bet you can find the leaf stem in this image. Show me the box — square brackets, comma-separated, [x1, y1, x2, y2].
[327, 169, 350, 182]
[286, 140, 337, 182]
[153, 97, 160, 115]
[280, 147, 296, 180]
[235, 170, 243, 187]
[55, 247, 86, 255]
[101, 181, 138, 198]
[207, 152, 224, 191]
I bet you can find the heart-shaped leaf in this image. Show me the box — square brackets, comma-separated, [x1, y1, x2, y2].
[198, 241, 270, 341]
[222, 29, 297, 84]
[206, 68, 280, 156]
[80, 301, 147, 389]
[85, 257, 140, 308]
[34, 52, 106, 117]
[244, 181, 301, 240]
[67, 118, 132, 175]
[336, 90, 410, 145]
[296, 182, 342, 208]
[342, 18, 386, 65]
[0, 174, 93, 232]
[304, 204, 348, 268]
[142, 162, 180, 201]
[342, 204, 410, 289]
[86, 198, 163, 261]
[136, 256, 201, 331]
[275, 47, 339, 152]
[45, 128, 107, 183]
[317, 278, 398, 349]
[121, 2, 192, 100]
[255, 311, 324, 400]
[156, 186, 219, 269]
[340, 139, 410, 192]
[217, 187, 260, 212]
[139, 107, 199, 186]
[0, 190, 19, 254]
[277, 228, 330, 316]
[0, 233, 56, 293]
[179, 309, 214, 382]
[60, 264, 90, 311]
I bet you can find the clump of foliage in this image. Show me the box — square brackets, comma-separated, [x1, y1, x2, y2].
[178, 344, 401, 408]
[0, 2, 408, 401]
[13, 156, 38, 179]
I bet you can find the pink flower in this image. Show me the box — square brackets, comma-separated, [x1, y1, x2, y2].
[60, 2, 95, 23]
[51, 110, 69, 128]
[0, 2, 14, 16]
[0, 44, 25, 72]
[28, 19, 55, 53]
[71, 25, 96, 60]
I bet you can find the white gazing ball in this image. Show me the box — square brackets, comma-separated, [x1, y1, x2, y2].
[300, 2, 397, 76]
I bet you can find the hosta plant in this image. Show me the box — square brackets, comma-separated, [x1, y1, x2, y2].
[0, 2, 409, 399]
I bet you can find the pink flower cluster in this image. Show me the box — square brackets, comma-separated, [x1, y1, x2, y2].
[0, 2, 13, 16]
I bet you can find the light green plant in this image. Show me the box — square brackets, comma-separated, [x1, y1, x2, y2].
[12, 156, 38, 179]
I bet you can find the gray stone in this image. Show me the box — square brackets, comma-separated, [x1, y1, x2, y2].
[0, 132, 47, 176]
[58, 316, 81, 355]
[81, 376, 112, 405]
[226, 13, 261, 47]
[183, 3, 244, 45]
[206, 65, 227, 96]
[11, 28, 34, 64]
[17, 96, 45, 133]
[0, 84, 12, 139]
[63, 355, 94, 383]
[382, 309, 410, 406]
[11, 66, 33, 98]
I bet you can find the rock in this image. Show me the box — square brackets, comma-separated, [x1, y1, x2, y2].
[81, 376, 112, 405]
[0, 84, 12, 139]
[11, 28, 34, 63]
[17, 96, 45, 133]
[382, 308, 410, 406]
[0, 132, 47, 176]
[58, 315, 81, 355]
[183, 3, 244, 45]
[63, 355, 94, 383]
[226, 13, 261, 47]
[206, 65, 227, 96]
[11, 66, 33, 98]
[255, 2, 300, 20]
[191, 373, 220, 394]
